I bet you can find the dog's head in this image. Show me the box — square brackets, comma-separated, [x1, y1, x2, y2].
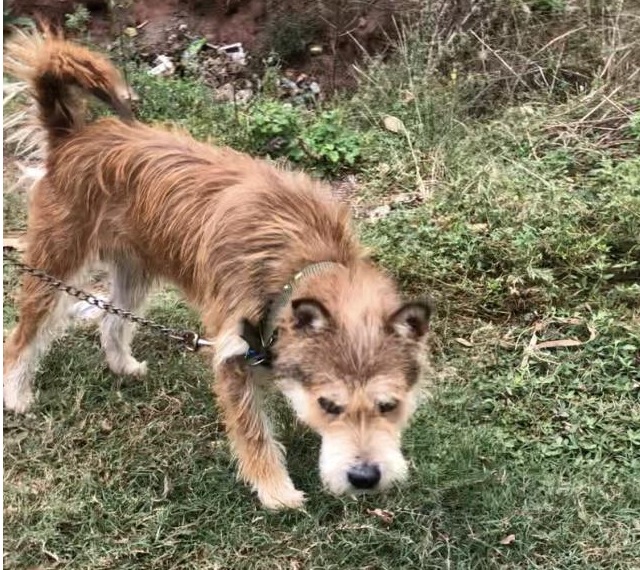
[273, 263, 432, 495]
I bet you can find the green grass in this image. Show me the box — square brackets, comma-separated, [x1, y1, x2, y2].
[4, 30, 640, 569]
[3, 289, 638, 568]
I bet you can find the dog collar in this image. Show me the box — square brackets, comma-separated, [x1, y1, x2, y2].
[241, 261, 341, 367]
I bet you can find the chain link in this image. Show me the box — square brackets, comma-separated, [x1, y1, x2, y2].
[3, 247, 213, 352]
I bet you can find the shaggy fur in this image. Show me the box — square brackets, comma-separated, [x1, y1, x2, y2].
[3, 27, 433, 509]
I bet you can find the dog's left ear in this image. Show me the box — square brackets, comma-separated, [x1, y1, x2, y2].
[387, 299, 434, 341]
[292, 298, 332, 332]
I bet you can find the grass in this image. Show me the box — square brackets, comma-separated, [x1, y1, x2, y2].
[3, 17, 640, 569]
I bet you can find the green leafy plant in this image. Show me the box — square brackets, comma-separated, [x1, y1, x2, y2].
[129, 71, 238, 144]
[243, 99, 304, 160]
[627, 112, 640, 140]
[64, 4, 91, 35]
[242, 103, 362, 175]
[301, 110, 361, 175]
[3, 8, 35, 30]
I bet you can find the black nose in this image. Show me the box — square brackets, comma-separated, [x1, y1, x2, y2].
[347, 463, 381, 489]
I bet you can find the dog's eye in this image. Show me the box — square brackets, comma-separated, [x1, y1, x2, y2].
[318, 397, 344, 415]
[378, 400, 399, 414]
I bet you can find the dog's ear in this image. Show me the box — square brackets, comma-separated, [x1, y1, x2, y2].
[291, 298, 332, 332]
[214, 329, 250, 366]
[387, 299, 434, 341]
[240, 318, 263, 350]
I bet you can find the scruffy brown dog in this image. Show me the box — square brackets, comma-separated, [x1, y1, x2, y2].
[3, 27, 433, 509]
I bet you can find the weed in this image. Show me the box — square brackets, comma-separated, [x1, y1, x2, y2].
[243, 103, 362, 175]
[243, 99, 305, 160]
[129, 71, 363, 176]
[64, 4, 91, 36]
[300, 110, 361, 175]
[628, 112, 640, 140]
[129, 70, 240, 145]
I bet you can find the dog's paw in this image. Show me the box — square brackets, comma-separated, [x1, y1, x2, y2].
[109, 357, 148, 377]
[3, 386, 34, 414]
[125, 359, 148, 377]
[257, 481, 306, 510]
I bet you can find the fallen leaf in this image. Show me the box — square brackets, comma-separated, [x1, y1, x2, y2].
[500, 534, 516, 545]
[529, 318, 598, 352]
[391, 192, 421, 206]
[455, 337, 473, 347]
[383, 115, 406, 134]
[367, 204, 391, 222]
[535, 338, 583, 349]
[367, 508, 394, 525]
[533, 317, 581, 332]
[469, 223, 489, 233]
[401, 90, 415, 104]
[42, 547, 62, 563]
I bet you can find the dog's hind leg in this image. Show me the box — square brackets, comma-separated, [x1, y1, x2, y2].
[3, 241, 88, 413]
[100, 259, 151, 377]
[214, 359, 306, 510]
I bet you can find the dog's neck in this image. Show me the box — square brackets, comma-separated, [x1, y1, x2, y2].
[241, 261, 342, 367]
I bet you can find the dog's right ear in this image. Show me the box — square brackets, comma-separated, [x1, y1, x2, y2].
[291, 298, 332, 332]
[387, 298, 434, 341]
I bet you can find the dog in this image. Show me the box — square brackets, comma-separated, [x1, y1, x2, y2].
[3, 27, 433, 510]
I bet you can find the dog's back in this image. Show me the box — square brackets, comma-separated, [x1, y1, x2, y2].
[45, 117, 361, 309]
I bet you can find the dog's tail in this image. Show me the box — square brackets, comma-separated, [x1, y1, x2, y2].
[3, 25, 135, 152]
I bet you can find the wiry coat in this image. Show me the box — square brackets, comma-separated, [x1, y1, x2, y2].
[3, 27, 432, 510]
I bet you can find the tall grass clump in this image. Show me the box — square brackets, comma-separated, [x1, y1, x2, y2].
[343, 1, 638, 313]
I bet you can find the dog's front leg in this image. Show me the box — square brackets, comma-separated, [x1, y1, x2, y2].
[214, 359, 306, 510]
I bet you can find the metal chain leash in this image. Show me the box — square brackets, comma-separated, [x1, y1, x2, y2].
[2, 246, 213, 352]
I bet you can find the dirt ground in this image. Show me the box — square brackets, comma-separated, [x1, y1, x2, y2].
[7, 0, 409, 91]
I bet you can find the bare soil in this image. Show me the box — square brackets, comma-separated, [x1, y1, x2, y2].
[7, 0, 409, 91]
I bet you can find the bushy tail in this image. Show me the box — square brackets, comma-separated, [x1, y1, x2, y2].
[3, 24, 135, 151]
